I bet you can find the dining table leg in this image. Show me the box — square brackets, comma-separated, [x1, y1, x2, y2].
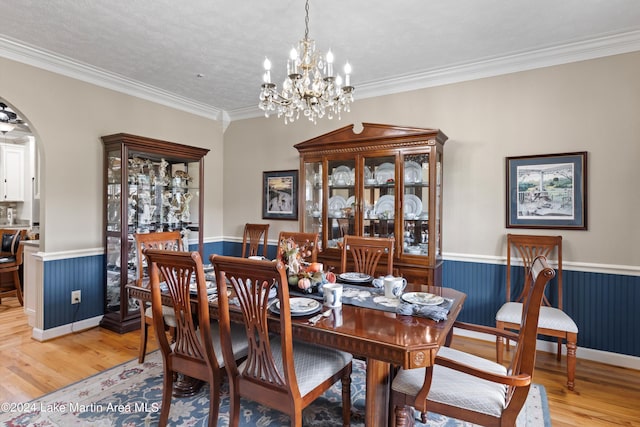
[365, 358, 391, 426]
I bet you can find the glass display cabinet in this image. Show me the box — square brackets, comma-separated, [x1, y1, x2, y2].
[295, 123, 447, 286]
[101, 133, 209, 333]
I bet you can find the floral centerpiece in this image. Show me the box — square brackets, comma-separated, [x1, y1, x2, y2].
[278, 237, 335, 293]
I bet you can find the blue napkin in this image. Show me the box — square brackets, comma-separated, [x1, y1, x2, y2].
[395, 299, 452, 322]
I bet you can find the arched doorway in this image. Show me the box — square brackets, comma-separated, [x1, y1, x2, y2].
[0, 97, 42, 327]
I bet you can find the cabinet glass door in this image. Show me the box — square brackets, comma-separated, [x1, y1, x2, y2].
[363, 155, 396, 240]
[326, 159, 355, 248]
[303, 161, 323, 244]
[402, 153, 430, 256]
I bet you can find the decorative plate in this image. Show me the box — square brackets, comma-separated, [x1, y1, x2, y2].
[401, 292, 444, 306]
[328, 195, 347, 211]
[403, 194, 423, 216]
[374, 195, 395, 217]
[375, 164, 395, 184]
[338, 272, 372, 283]
[404, 161, 422, 183]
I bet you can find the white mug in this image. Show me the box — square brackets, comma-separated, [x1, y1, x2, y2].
[384, 276, 407, 298]
[323, 283, 343, 307]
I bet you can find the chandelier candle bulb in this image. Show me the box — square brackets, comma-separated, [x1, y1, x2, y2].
[326, 50, 334, 76]
[344, 62, 351, 87]
[263, 58, 271, 83]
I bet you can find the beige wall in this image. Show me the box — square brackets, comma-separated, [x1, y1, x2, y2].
[0, 57, 224, 252]
[224, 52, 640, 267]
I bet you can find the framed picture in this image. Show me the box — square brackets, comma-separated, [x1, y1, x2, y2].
[262, 170, 298, 220]
[506, 152, 587, 230]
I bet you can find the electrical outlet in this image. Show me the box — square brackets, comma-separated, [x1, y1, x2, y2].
[71, 290, 81, 304]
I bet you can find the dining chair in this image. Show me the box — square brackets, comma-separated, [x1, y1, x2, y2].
[133, 231, 183, 363]
[241, 223, 269, 258]
[0, 229, 26, 305]
[145, 249, 249, 427]
[340, 235, 394, 277]
[391, 256, 556, 427]
[277, 231, 319, 263]
[210, 254, 353, 427]
[496, 234, 578, 390]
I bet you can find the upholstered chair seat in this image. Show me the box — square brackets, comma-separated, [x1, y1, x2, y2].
[392, 346, 508, 418]
[497, 303, 578, 333]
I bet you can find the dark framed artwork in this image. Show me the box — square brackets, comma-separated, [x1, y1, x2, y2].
[262, 170, 298, 220]
[506, 152, 587, 230]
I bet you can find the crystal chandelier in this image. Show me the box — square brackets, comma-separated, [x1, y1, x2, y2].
[258, 0, 354, 124]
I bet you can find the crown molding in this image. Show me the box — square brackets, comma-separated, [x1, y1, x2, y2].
[0, 36, 223, 121]
[3, 30, 640, 124]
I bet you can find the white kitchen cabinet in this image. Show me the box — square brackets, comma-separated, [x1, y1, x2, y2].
[1, 144, 25, 201]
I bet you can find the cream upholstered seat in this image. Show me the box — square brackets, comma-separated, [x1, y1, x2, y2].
[211, 254, 352, 427]
[496, 234, 578, 390]
[391, 256, 556, 427]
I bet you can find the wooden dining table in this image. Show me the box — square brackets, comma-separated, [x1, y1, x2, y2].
[127, 282, 466, 426]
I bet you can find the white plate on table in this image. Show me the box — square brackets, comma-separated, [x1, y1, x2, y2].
[339, 272, 372, 283]
[270, 298, 321, 316]
[401, 292, 444, 306]
[189, 281, 217, 295]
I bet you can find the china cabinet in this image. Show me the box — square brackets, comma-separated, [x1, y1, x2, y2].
[295, 123, 447, 286]
[101, 133, 209, 333]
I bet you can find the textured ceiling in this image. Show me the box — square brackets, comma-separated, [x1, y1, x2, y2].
[1, 0, 640, 122]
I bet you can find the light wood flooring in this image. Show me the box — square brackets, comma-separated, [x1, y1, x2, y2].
[0, 298, 638, 426]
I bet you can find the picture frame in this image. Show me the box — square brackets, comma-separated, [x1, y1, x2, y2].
[506, 152, 587, 230]
[262, 170, 298, 220]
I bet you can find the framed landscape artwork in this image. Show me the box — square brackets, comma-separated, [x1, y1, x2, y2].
[262, 170, 298, 220]
[506, 152, 587, 230]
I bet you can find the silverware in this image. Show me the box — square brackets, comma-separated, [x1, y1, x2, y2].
[308, 309, 332, 325]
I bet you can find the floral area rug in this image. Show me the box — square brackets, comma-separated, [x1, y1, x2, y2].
[0, 351, 550, 426]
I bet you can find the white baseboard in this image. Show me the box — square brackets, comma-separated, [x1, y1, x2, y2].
[31, 316, 102, 341]
[454, 327, 640, 371]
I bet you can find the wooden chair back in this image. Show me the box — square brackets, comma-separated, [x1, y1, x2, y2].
[0, 229, 27, 305]
[134, 231, 183, 286]
[277, 231, 319, 263]
[392, 256, 556, 426]
[507, 234, 562, 308]
[211, 254, 352, 426]
[241, 223, 269, 258]
[144, 249, 221, 427]
[212, 255, 304, 413]
[340, 235, 394, 276]
[499, 256, 556, 420]
[133, 230, 183, 363]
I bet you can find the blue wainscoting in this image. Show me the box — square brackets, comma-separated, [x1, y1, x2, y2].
[43, 255, 105, 329]
[40, 248, 640, 359]
[443, 260, 640, 358]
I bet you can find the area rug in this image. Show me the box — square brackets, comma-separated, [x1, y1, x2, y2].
[0, 351, 550, 426]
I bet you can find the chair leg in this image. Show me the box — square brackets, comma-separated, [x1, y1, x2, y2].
[159, 368, 174, 427]
[556, 337, 562, 361]
[394, 404, 415, 427]
[342, 364, 352, 427]
[496, 321, 505, 364]
[14, 271, 23, 306]
[207, 377, 220, 427]
[566, 333, 578, 391]
[138, 319, 149, 363]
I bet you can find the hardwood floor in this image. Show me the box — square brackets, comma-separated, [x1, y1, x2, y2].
[1, 297, 638, 426]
